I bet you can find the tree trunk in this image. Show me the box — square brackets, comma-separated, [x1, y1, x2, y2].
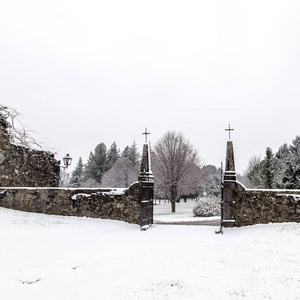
[171, 200, 176, 213]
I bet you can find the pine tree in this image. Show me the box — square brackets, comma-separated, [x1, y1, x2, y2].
[129, 141, 139, 166]
[264, 147, 275, 189]
[107, 142, 119, 169]
[283, 155, 300, 189]
[69, 157, 84, 186]
[122, 141, 139, 166]
[204, 174, 221, 197]
[289, 136, 300, 156]
[85, 143, 108, 183]
[276, 143, 290, 159]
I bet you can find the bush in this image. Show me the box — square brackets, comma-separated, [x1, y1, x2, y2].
[193, 199, 221, 217]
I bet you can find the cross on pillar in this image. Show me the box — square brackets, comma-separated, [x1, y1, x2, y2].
[225, 124, 234, 140]
[142, 128, 150, 143]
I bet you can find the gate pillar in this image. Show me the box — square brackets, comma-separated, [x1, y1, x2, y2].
[223, 141, 237, 227]
[138, 143, 154, 228]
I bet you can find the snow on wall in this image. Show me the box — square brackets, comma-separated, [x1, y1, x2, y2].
[223, 180, 300, 227]
[0, 183, 142, 224]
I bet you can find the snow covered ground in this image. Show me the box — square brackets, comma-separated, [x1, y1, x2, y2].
[154, 199, 220, 223]
[1, 207, 300, 300]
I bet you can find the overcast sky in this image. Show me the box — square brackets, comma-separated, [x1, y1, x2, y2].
[1, 0, 300, 173]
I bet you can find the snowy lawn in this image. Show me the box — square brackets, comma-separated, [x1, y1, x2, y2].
[154, 199, 220, 223]
[1, 207, 300, 300]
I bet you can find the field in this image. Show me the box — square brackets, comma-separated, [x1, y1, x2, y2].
[1, 206, 300, 299]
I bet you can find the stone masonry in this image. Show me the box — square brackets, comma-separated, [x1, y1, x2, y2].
[0, 125, 155, 225]
[0, 183, 142, 224]
[0, 127, 60, 187]
[223, 141, 300, 227]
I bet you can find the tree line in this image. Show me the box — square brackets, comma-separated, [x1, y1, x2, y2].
[65, 131, 221, 213]
[67, 141, 140, 188]
[0, 106, 221, 213]
[244, 135, 300, 189]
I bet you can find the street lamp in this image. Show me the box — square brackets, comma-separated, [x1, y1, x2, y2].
[62, 153, 72, 169]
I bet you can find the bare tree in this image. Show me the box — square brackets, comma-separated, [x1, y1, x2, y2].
[0, 105, 45, 150]
[101, 157, 138, 188]
[245, 155, 265, 188]
[152, 131, 203, 213]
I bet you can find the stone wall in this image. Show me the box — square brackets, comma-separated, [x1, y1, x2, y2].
[222, 140, 300, 227]
[0, 128, 60, 187]
[0, 182, 142, 224]
[224, 180, 300, 227]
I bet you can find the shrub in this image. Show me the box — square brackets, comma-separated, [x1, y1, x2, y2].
[193, 199, 221, 217]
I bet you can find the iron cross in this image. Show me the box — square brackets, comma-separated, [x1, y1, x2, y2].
[142, 128, 150, 143]
[225, 124, 234, 140]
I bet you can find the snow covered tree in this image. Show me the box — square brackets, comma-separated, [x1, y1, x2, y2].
[198, 165, 221, 197]
[276, 143, 290, 159]
[152, 131, 202, 213]
[264, 147, 275, 189]
[246, 155, 265, 188]
[289, 135, 300, 156]
[101, 157, 138, 188]
[69, 157, 84, 186]
[281, 135, 300, 189]
[282, 154, 300, 189]
[85, 143, 108, 184]
[246, 135, 300, 189]
[204, 174, 221, 197]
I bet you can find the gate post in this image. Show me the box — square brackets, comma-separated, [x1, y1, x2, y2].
[139, 143, 154, 229]
[223, 140, 237, 227]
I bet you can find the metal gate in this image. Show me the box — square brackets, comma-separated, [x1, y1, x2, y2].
[141, 199, 153, 227]
[140, 179, 154, 228]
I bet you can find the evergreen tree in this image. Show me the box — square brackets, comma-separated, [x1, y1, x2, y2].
[246, 135, 300, 189]
[276, 143, 290, 159]
[264, 147, 275, 189]
[122, 141, 140, 166]
[107, 142, 119, 169]
[69, 157, 84, 186]
[85, 143, 108, 183]
[289, 135, 300, 156]
[199, 165, 220, 197]
[122, 146, 130, 160]
[283, 155, 300, 189]
[204, 174, 221, 197]
[129, 141, 139, 166]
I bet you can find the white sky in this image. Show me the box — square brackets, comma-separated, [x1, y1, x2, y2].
[1, 0, 300, 173]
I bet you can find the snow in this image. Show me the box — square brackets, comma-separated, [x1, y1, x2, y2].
[0, 187, 127, 193]
[1, 207, 300, 299]
[154, 200, 220, 223]
[71, 193, 91, 200]
[99, 188, 126, 196]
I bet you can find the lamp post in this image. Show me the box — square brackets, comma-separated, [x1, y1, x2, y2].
[62, 153, 72, 169]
